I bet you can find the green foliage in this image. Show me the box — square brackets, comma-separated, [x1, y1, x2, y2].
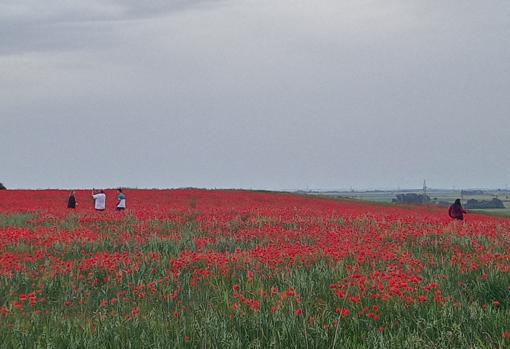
[0, 212, 36, 228]
[466, 198, 505, 209]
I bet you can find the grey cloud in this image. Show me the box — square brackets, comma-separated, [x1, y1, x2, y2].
[0, 0, 223, 55]
[1, 0, 510, 189]
[0, 22, 111, 55]
[0, 0, 222, 24]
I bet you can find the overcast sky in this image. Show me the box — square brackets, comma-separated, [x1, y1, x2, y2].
[1, 0, 509, 190]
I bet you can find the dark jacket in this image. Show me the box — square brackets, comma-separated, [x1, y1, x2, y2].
[448, 203, 466, 220]
[67, 195, 76, 209]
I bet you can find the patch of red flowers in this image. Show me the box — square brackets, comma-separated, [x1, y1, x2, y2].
[1, 188, 510, 330]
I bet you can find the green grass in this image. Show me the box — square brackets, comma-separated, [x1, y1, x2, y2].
[0, 212, 37, 228]
[470, 209, 510, 218]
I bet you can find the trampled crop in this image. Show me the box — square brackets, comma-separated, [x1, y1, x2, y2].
[1, 189, 509, 348]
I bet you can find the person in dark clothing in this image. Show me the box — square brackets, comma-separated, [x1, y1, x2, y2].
[448, 199, 466, 220]
[67, 191, 77, 209]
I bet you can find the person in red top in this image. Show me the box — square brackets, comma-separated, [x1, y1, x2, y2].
[449, 199, 467, 220]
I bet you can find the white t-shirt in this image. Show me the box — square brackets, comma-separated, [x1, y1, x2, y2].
[93, 193, 106, 210]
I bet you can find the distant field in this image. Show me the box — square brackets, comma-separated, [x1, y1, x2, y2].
[470, 208, 510, 217]
[312, 190, 510, 217]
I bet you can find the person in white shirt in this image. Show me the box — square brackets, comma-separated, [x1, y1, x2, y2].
[92, 189, 106, 211]
[116, 188, 126, 211]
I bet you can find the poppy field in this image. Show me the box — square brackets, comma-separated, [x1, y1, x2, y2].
[1, 189, 510, 348]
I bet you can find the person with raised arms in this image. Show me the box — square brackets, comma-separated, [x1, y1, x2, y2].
[92, 189, 106, 211]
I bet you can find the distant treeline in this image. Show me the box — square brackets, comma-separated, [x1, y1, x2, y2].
[392, 193, 431, 204]
[461, 190, 485, 196]
[391, 193, 506, 209]
[0, 183, 5, 190]
[465, 198, 505, 209]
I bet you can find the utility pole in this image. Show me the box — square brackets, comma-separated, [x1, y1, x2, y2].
[423, 180, 427, 196]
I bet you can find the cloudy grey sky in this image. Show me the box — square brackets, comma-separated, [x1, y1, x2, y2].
[1, 0, 509, 190]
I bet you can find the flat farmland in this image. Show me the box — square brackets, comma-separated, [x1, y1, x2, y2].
[317, 190, 510, 217]
[1, 189, 510, 348]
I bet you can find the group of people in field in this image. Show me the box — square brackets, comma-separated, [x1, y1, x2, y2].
[66, 189, 126, 211]
[66, 188, 467, 220]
